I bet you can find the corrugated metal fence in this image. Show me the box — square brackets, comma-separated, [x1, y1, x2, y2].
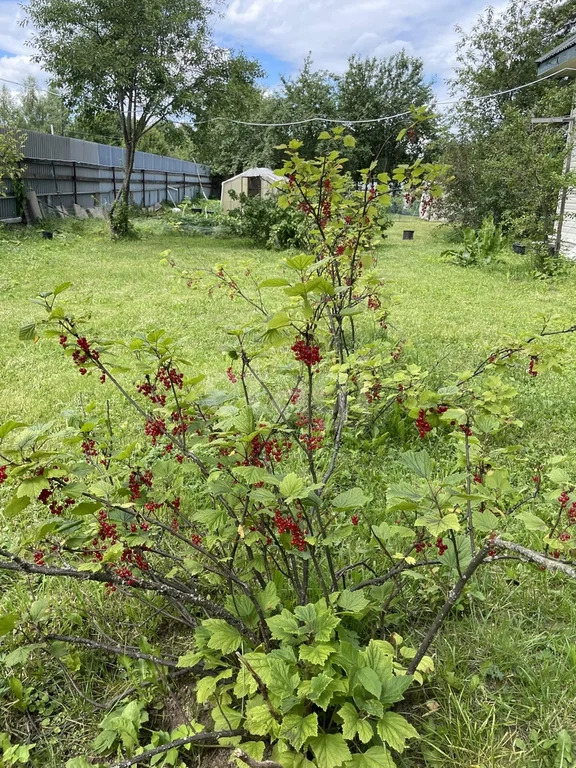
[0, 129, 212, 221]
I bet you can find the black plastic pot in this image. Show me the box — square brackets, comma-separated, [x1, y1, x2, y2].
[403, 230, 414, 241]
[512, 243, 526, 255]
[41, 230, 53, 239]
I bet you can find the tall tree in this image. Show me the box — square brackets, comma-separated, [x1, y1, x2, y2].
[444, 0, 576, 232]
[25, 0, 225, 237]
[337, 53, 436, 176]
[0, 77, 70, 134]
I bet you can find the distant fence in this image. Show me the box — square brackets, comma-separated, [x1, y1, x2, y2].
[0, 129, 212, 221]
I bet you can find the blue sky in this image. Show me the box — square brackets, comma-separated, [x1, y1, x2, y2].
[0, 0, 506, 101]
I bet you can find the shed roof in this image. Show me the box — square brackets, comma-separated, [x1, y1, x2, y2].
[223, 167, 284, 185]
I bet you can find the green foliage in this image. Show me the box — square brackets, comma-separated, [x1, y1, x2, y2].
[442, 216, 504, 266]
[25, 0, 227, 238]
[227, 191, 310, 249]
[2, 126, 576, 768]
[0, 125, 25, 199]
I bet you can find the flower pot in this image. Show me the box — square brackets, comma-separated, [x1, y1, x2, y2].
[403, 230, 414, 241]
[512, 243, 526, 254]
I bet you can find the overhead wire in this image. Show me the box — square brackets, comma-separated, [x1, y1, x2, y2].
[1, 67, 575, 132]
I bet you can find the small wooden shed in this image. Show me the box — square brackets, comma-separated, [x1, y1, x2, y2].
[220, 168, 284, 213]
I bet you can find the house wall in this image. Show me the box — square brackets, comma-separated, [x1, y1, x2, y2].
[557, 105, 576, 260]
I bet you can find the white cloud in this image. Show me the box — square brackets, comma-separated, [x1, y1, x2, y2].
[0, 1, 32, 55]
[217, 0, 496, 89]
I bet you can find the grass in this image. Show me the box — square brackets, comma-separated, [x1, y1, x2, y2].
[2, 215, 576, 766]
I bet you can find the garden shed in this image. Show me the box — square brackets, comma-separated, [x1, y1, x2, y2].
[220, 167, 284, 213]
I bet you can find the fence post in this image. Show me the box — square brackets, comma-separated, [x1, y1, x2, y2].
[165, 171, 169, 202]
[183, 172, 186, 200]
[72, 161, 78, 204]
[142, 169, 146, 207]
[112, 166, 117, 199]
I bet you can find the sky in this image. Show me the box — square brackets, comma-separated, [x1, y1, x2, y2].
[0, 0, 504, 103]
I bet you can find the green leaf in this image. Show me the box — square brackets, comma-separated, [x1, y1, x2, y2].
[196, 675, 218, 703]
[338, 703, 373, 744]
[246, 704, 279, 737]
[379, 675, 413, 705]
[309, 733, 352, 768]
[356, 667, 382, 699]
[203, 619, 243, 654]
[349, 746, 396, 768]
[299, 643, 336, 666]
[517, 510, 549, 532]
[266, 610, 299, 641]
[472, 508, 500, 533]
[19, 323, 38, 342]
[332, 488, 370, 510]
[337, 590, 369, 614]
[258, 583, 280, 612]
[318, 131, 332, 140]
[176, 651, 203, 668]
[0, 420, 27, 439]
[259, 278, 291, 288]
[0, 613, 18, 637]
[53, 281, 72, 296]
[362, 639, 394, 679]
[400, 450, 433, 478]
[280, 713, 318, 750]
[414, 512, 460, 536]
[376, 712, 419, 753]
[268, 312, 292, 330]
[343, 135, 356, 148]
[3, 495, 31, 519]
[279, 473, 305, 501]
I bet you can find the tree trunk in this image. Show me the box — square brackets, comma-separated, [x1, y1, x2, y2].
[110, 140, 137, 238]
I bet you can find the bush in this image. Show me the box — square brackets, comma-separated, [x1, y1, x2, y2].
[226, 191, 309, 249]
[2, 127, 576, 768]
[442, 215, 504, 266]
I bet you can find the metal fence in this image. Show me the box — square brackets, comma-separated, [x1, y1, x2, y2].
[0, 129, 212, 221]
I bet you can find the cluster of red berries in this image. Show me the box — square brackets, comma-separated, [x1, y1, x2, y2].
[191, 534, 202, 546]
[70, 337, 99, 376]
[290, 388, 302, 405]
[33, 550, 46, 565]
[158, 367, 184, 390]
[128, 470, 153, 502]
[144, 417, 166, 445]
[473, 474, 483, 484]
[37, 485, 74, 516]
[416, 410, 432, 439]
[227, 367, 238, 384]
[274, 510, 307, 551]
[367, 295, 381, 311]
[295, 415, 325, 451]
[97, 510, 118, 544]
[0, 466, 7, 484]
[351, 515, 359, 526]
[436, 537, 448, 556]
[558, 531, 571, 543]
[366, 381, 382, 405]
[528, 356, 538, 377]
[297, 202, 313, 215]
[559, 491, 570, 508]
[120, 547, 149, 572]
[414, 539, 433, 554]
[292, 339, 322, 369]
[171, 410, 193, 437]
[390, 342, 404, 362]
[136, 381, 166, 407]
[82, 439, 98, 459]
[460, 424, 472, 437]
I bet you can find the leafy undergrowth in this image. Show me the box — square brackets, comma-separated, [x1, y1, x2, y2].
[2, 215, 576, 766]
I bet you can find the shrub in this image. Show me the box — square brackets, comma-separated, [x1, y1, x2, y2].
[442, 215, 504, 266]
[2, 127, 576, 768]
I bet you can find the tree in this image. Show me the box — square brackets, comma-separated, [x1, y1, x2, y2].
[444, 0, 576, 233]
[0, 77, 70, 135]
[25, 0, 225, 237]
[0, 123, 25, 198]
[338, 53, 436, 176]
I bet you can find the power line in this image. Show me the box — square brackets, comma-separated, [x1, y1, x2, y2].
[1, 67, 575, 131]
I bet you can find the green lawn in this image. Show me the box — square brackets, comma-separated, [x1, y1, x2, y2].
[2, 216, 576, 766]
